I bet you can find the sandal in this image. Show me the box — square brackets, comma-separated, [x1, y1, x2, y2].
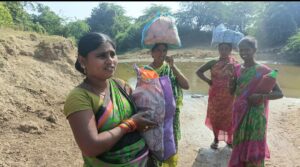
[227, 143, 233, 148]
[227, 143, 232, 148]
[210, 141, 218, 150]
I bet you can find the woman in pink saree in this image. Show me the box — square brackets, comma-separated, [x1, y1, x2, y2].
[196, 43, 239, 149]
[228, 36, 283, 167]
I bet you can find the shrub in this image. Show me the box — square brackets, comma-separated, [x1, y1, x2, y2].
[0, 3, 13, 27]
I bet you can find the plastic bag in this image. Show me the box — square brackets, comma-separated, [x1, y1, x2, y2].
[141, 13, 181, 48]
[211, 24, 244, 48]
[131, 65, 176, 161]
[159, 75, 176, 159]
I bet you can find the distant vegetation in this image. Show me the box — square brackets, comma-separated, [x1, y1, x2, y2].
[0, 1, 299, 60]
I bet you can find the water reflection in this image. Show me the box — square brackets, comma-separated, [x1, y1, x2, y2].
[115, 61, 300, 98]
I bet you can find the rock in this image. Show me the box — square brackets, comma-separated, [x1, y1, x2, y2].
[18, 121, 43, 134]
[29, 34, 38, 41]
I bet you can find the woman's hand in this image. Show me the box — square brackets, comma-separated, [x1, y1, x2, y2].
[130, 112, 158, 132]
[207, 80, 212, 86]
[165, 55, 174, 67]
[248, 93, 263, 106]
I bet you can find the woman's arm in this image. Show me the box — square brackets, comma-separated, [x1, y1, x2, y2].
[261, 82, 284, 100]
[196, 60, 217, 86]
[67, 110, 157, 157]
[248, 82, 284, 105]
[165, 55, 189, 89]
[67, 110, 126, 157]
[170, 65, 190, 90]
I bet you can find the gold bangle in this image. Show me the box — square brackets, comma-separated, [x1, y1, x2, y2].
[122, 119, 137, 132]
[119, 123, 130, 133]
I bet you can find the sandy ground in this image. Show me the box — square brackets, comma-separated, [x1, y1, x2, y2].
[178, 95, 300, 167]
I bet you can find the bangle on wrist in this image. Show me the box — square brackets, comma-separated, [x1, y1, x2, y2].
[119, 123, 130, 133]
[122, 118, 137, 132]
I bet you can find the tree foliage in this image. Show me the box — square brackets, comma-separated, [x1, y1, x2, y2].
[87, 3, 125, 37]
[2, 1, 40, 31]
[31, 3, 64, 35]
[62, 20, 90, 41]
[283, 30, 300, 57]
[0, 3, 13, 26]
[1, 1, 300, 58]
[256, 2, 298, 47]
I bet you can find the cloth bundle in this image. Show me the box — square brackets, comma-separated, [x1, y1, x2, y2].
[211, 24, 244, 48]
[254, 69, 278, 94]
[253, 69, 278, 104]
[131, 64, 176, 161]
[141, 13, 181, 48]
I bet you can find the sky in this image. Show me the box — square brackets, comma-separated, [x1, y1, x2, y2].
[37, 1, 180, 21]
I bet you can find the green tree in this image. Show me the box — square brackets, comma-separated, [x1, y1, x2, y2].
[0, 3, 13, 26]
[226, 2, 258, 33]
[3, 1, 35, 30]
[32, 3, 64, 35]
[63, 20, 90, 42]
[111, 15, 131, 36]
[283, 30, 300, 59]
[258, 2, 297, 47]
[176, 2, 229, 31]
[283, 2, 300, 27]
[137, 4, 172, 22]
[87, 3, 126, 37]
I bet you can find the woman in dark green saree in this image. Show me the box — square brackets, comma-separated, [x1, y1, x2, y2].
[64, 32, 157, 167]
[144, 43, 190, 167]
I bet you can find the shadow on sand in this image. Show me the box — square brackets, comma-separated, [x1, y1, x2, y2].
[192, 146, 232, 167]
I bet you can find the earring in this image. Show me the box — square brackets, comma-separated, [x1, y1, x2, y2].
[81, 65, 86, 74]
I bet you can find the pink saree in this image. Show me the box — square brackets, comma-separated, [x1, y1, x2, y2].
[228, 64, 272, 167]
[205, 56, 239, 144]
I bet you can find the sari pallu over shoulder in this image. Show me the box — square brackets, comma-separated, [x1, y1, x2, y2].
[229, 64, 272, 166]
[84, 79, 148, 167]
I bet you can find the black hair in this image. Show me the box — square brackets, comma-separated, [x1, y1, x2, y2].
[218, 42, 232, 49]
[151, 43, 168, 52]
[238, 36, 257, 49]
[75, 32, 116, 74]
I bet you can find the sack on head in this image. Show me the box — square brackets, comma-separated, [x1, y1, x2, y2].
[141, 13, 181, 49]
[211, 24, 244, 48]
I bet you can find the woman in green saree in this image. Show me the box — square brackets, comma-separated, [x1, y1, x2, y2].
[228, 36, 283, 167]
[64, 32, 157, 167]
[144, 43, 190, 167]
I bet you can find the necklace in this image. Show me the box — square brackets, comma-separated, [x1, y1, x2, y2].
[241, 63, 257, 74]
[150, 62, 163, 69]
[81, 80, 106, 97]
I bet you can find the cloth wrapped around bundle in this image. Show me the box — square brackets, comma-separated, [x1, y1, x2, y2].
[141, 13, 181, 48]
[254, 69, 278, 94]
[253, 69, 278, 104]
[131, 64, 176, 161]
[211, 24, 244, 48]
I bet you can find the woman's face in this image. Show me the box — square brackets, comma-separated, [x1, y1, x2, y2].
[151, 44, 168, 63]
[218, 43, 232, 58]
[238, 42, 256, 63]
[80, 42, 117, 80]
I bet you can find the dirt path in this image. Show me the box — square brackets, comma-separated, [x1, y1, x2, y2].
[178, 95, 300, 167]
